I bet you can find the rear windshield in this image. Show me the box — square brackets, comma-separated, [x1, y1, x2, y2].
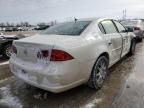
[121, 20, 138, 26]
[42, 21, 91, 36]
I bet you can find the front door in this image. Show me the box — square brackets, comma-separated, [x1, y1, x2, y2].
[113, 20, 131, 57]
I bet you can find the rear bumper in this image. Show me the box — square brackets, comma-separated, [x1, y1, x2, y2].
[9, 56, 86, 93]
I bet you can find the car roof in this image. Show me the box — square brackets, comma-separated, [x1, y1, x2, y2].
[69, 17, 114, 22]
[121, 19, 142, 22]
[77, 17, 99, 21]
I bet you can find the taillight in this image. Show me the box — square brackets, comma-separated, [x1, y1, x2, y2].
[12, 45, 17, 54]
[37, 49, 74, 61]
[50, 50, 74, 61]
[134, 27, 140, 31]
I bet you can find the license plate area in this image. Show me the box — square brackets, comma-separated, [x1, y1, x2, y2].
[17, 46, 38, 62]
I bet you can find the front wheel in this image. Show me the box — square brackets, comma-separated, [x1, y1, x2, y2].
[128, 39, 136, 55]
[138, 38, 143, 42]
[88, 56, 109, 90]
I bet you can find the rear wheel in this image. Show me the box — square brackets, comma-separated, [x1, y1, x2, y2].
[2, 44, 12, 59]
[88, 56, 109, 90]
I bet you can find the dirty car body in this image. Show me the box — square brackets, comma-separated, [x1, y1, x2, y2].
[9, 18, 136, 93]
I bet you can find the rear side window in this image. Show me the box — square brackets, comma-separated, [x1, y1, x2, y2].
[98, 23, 105, 34]
[42, 21, 91, 36]
[101, 20, 117, 34]
[114, 21, 126, 32]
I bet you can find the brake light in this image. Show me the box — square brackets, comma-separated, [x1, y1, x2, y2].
[37, 49, 74, 61]
[12, 45, 17, 54]
[50, 50, 74, 61]
[134, 27, 140, 30]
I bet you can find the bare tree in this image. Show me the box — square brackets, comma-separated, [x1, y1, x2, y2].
[6, 22, 10, 27]
[0, 23, 5, 27]
[24, 22, 30, 27]
[11, 23, 15, 27]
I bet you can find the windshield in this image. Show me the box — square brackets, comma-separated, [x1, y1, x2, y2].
[42, 21, 91, 36]
[121, 20, 138, 26]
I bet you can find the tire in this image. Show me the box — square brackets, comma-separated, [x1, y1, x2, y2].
[139, 38, 143, 42]
[88, 56, 109, 90]
[128, 39, 136, 55]
[2, 44, 12, 59]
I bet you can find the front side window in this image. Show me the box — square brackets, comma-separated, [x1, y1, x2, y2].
[42, 21, 91, 36]
[114, 21, 126, 33]
[101, 20, 117, 34]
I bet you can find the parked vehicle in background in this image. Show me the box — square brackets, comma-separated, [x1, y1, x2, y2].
[10, 18, 136, 93]
[12, 27, 18, 31]
[121, 19, 144, 42]
[0, 32, 25, 58]
[34, 25, 50, 30]
[5, 27, 13, 32]
[0, 27, 2, 31]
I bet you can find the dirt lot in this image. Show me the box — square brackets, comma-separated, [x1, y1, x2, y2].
[0, 37, 144, 108]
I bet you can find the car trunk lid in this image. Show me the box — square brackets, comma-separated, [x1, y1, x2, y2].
[13, 41, 54, 64]
[13, 34, 82, 63]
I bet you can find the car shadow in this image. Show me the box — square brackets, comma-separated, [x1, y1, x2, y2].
[0, 55, 8, 63]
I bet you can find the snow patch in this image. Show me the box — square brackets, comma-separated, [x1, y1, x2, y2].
[0, 61, 9, 66]
[0, 86, 23, 108]
[84, 98, 102, 108]
[33, 92, 48, 100]
[84, 103, 95, 108]
[33, 93, 42, 100]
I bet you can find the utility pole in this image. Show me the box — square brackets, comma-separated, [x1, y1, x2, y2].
[123, 9, 127, 19]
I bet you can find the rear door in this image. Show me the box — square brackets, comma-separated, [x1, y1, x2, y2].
[113, 20, 131, 57]
[100, 20, 123, 64]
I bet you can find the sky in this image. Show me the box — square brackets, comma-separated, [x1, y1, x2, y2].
[0, 0, 144, 24]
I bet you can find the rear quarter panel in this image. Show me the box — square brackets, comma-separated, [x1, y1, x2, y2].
[53, 22, 110, 82]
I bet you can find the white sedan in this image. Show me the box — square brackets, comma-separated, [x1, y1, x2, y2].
[9, 18, 136, 93]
